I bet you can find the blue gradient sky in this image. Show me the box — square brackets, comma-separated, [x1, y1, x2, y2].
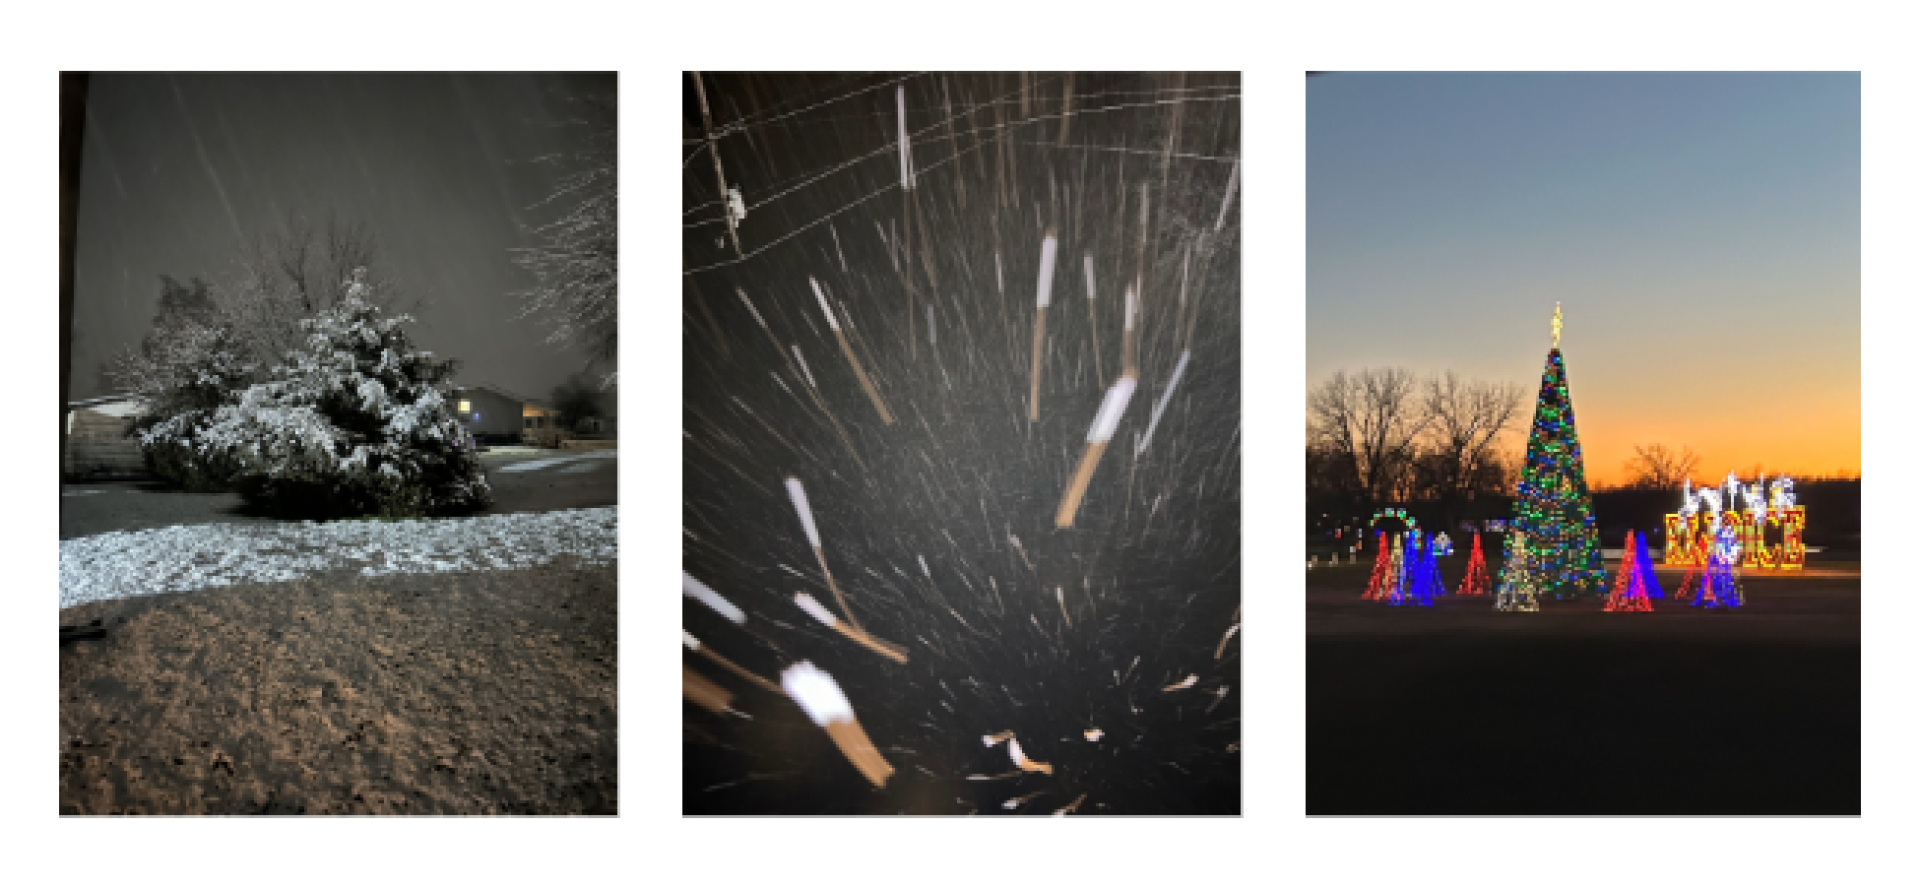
[1307, 72, 1860, 486]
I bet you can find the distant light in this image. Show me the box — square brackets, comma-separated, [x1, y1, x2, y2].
[458, 399, 471, 412]
[473, 413, 481, 422]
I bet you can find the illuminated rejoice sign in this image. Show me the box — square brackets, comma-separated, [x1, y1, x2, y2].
[1664, 472, 1805, 570]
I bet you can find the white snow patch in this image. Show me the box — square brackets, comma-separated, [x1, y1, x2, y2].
[60, 506, 617, 610]
[498, 451, 617, 473]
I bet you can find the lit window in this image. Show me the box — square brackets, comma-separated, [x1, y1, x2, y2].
[458, 399, 471, 413]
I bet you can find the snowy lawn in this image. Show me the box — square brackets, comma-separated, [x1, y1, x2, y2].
[60, 505, 616, 610]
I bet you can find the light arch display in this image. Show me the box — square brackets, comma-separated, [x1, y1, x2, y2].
[1349, 509, 1417, 554]
[1369, 508, 1417, 532]
[1663, 472, 1805, 570]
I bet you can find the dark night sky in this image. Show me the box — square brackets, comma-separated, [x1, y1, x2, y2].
[69, 72, 615, 402]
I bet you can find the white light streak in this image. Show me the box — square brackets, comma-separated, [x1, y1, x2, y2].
[786, 477, 822, 548]
[1087, 376, 1138, 443]
[794, 592, 837, 626]
[897, 85, 914, 191]
[1035, 233, 1058, 308]
[808, 277, 840, 331]
[682, 571, 745, 623]
[1135, 350, 1191, 456]
[792, 345, 818, 389]
[735, 287, 767, 328]
[781, 661, 854, 727]
[1214, 158, 1240, 232]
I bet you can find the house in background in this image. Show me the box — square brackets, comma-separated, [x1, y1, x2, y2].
[64, 393, 147, 479]
[577, 389, 618, 440]
[451, 383, 564, 448]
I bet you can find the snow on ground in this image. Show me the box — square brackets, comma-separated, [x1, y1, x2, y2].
[496, 450, 619, 473]
[60, 506, 617, 610]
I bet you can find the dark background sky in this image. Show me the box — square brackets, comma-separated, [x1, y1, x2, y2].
[68, 71, 615, 402]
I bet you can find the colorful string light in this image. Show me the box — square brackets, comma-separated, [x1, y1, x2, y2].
[1495, 529, 1542, 612]
[1384, 535, 1411, 605]
[1603, 530, 1654, 612]
[1664, 472, 1804, 570]
[1633, 526, 1665, 599]
[1502, 315, 1605, 600]
[1456, 532, 1491, 596]
[1409, 531, 1445, 603]
[1693, 521, 1744, 609]
[1362, 530, 1393, 601]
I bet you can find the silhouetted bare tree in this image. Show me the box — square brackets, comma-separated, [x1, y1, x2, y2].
[1422, 370, 1526, 524]
[1307, 368, 1432, 509]
[1623, 443, 1701, 490]
[221, 213, 416, 368]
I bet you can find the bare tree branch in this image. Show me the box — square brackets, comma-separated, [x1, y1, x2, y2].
[512, 88, 618, 389]
[1623, 443, 1701, 490]
[1422, 370, 1526, 509]
[1307, 368, 1432, 508]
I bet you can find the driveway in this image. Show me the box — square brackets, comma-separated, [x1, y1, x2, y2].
[59, 448, 618, 541]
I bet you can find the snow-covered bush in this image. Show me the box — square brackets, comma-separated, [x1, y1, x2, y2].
[108, 225, 418, 491]
[149, 290, 491, 519]
[120, 320, 259, 491]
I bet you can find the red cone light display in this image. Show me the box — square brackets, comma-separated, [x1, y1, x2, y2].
[1603, 530, 1654, 612]
[1456, 532, 1491, 596]
[1362, 530, 1393, 600]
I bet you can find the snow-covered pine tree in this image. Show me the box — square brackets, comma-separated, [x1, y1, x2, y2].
[161, 288, 491, 518]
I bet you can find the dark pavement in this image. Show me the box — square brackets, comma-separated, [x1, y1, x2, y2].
[59, 449, 618, 541]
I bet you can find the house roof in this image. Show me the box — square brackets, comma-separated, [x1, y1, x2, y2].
[68, 392, 143, 408]
[66, 393, 148, 418]
[454, 382, 553, 412]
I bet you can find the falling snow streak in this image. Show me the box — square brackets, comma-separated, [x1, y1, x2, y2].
[683, 72, 1240, 815]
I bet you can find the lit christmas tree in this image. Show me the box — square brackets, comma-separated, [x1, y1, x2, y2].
[1406, 532, 1444, 605]
[1496, 529, 1541, 612]
[1363, 530, 1393, 600]
[1603, 530, 1654, 612]
[1673, 556, 1701, 601]
[1501, 303, 1605, 601]
[1456, 532, 1491, 596]
[1383, 536, 1408, 604]
[1634, 527, 1665, 598]
[1693, 521, 1743, 609]
[1428, 536, 1446, 594]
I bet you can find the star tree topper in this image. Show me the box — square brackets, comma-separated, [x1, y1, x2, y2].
[1552, 301, 1563, 348]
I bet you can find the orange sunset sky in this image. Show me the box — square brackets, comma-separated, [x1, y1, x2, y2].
[1307, 73, 1860, 488]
